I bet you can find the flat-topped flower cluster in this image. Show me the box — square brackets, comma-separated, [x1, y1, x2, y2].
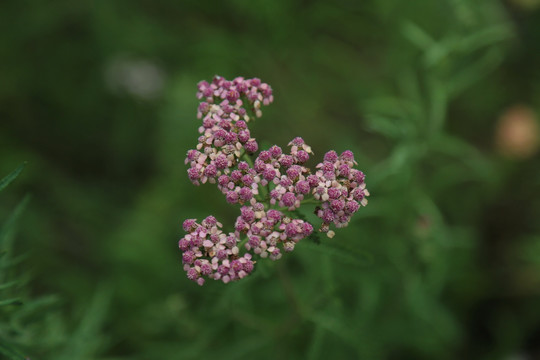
[180, 76, 369, 285]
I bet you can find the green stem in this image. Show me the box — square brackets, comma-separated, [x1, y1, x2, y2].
[238, 236, 249, 250]
[241, 152, 254, 168]
[300, 198, 319, 206]
[259, 182, 270, 202]
[239, 94, 258, 121]
[276, 198, 319, 213]
[239, 152, 267, 202]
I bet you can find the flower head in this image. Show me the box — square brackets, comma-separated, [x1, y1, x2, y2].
[180, 76, 369, 285]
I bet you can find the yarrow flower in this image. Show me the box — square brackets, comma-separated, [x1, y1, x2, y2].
[185, 76, 273, 186]
[179, 76, 369, 285]
[312, 150, 369, 237]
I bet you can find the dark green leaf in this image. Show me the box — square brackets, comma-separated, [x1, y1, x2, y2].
[0, 163, 26, 193]
[0, 339, 27, 360]
[0, 298, 23, 307]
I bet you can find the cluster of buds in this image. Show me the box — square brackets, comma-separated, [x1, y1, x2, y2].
[235, 205, 313, 260]
[179, 76, 369, 285]
[217, 161, 260, 205]
[311, 150, 369, 237]
[185, 76, 274, 186]
[254, 139, 312, 211]
[179, 217, 254, 286]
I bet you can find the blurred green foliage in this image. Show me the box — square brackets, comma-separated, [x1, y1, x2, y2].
[1, 0, 540, 359]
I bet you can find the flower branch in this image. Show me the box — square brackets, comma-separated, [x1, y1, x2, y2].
[179, 76, 369, 285]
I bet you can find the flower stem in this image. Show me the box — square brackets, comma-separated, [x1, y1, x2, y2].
[300, 198, 319, 206]
[238, 236, 249, 250]
[241, 152, 254, 168]
[240, 152, 266, 202]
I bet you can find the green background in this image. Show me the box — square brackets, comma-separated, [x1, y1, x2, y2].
[1, 0, 540, 359]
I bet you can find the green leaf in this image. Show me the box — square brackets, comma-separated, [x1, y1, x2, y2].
[0, 254, 29, 269]
[0, 298, 23, 307]
[457, 24, 513, 54]
[424, 37, 454, 68]
[402, 22, 435, 50]
[0, 280, 21, 291]
[307, 312, 361, 353]
[448, 47, 504, 96]
[11, 295, 60, 323]
[0, 163, 26, 193]
[57, 284, 112, 360]
[427, 76, 447, 136]
[307, 324, 325, 360]
[0, 195, 30, 254]
[0, 338, 27, 360]
[365, 115, 407, 139]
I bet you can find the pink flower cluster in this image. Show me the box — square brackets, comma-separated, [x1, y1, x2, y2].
[185, 76, 273, 186]
[179, 217, 254, 286]
[311, 150, 369, 237]
[235, 205, 313, 260]
[254, 138, 312, 210]
[217, 160, 260, 206]
[179, 76, 369, 285]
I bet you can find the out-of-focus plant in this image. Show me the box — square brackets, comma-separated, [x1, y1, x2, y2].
[0, 165, 111, 360]
[343, 3, 516, 357]
[0, 164, 30, 359]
